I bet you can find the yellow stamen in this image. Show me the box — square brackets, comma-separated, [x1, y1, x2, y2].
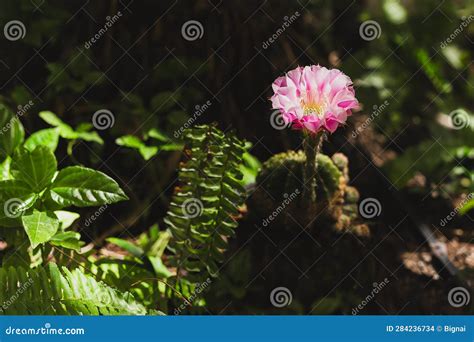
[302, 101, 325, 117]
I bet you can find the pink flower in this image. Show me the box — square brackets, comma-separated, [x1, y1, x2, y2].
[271, 65, 359, 134]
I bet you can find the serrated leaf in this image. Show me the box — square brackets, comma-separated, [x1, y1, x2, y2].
[48, 166, 128, 207]
[22, 210, 60, 248]
[11, 146, 57, 192]
[0, 104, 25, 161]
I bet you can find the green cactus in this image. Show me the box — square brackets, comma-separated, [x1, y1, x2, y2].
[252, 149, 368, 236]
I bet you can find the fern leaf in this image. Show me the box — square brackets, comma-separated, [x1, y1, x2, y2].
[165, 124, 247, 280]
[0, 263, 153, 315]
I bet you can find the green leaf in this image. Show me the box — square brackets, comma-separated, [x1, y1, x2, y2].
[11, 146, 57, 192]
[39, 111, 103, 144]
[149, 230, 171, 258]
[0, 104, 25, 161]
[24, 128, 60, 152]
[116, 135, 158, 161]
[460, 198, 474, 215]
[240, 145, 261, 186]
[147, 256, 172, 278]
[48, 166, 128, 207]
[22, 210, 60, 248]
[159, 143, 183, 151]
[0, 263, 153, 315]
[147, 128, 169, 142]
[54, 210, 80, 229]
[50, 231, 84, 251]
[0, 157, 11, 180]
[107, 237, 144, 257]
[74, 130, 104, 144]
[39, 111, 68, 128]
[165, 125, 247, 279]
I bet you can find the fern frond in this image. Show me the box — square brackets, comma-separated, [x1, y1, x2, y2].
[165, 124, 247, 279]
[0, 263, 153, 315]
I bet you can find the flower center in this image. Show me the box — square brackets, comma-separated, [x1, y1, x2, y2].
[302, 100, 325, 117]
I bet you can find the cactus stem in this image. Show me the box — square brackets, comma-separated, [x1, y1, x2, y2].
[303, 131, 324, 203]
